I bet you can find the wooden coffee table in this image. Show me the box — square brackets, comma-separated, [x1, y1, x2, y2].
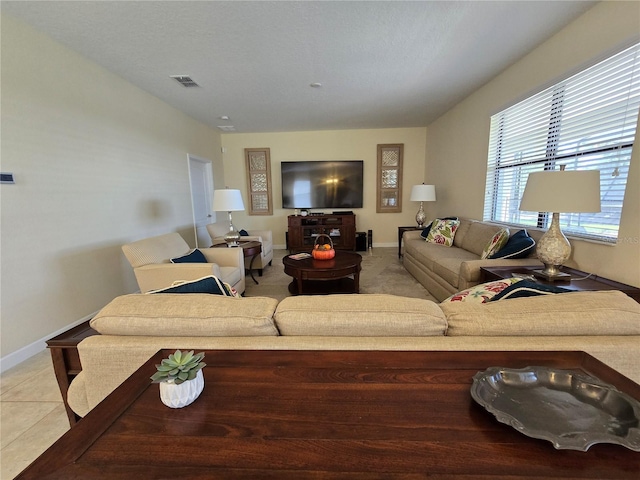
[283, 250, 362, 295]
[17, 350, 639, 479]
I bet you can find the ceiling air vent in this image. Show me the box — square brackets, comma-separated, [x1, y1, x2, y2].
[170, 75, 200, 87]
[217, 126, 236, 132]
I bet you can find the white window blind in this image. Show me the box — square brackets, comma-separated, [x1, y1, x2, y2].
[483, 43, 640, 243]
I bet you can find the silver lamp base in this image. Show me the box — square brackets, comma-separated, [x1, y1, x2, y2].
[415, 202, 426, 228]
[534, 212, 572, 281]
[224, 212, 241, 247]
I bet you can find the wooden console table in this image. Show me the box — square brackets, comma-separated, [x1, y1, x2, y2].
[287, 214, 356, 252]
[17, 350, 640, 479]
[481, 265, 640, 303]
[46, 320, 98, 425]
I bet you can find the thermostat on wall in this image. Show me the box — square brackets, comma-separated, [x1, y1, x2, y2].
[0, 173, 15, 184]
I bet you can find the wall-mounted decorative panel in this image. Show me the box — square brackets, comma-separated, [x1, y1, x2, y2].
[376, 144, 403, 213]
[245, 148, 273, 215]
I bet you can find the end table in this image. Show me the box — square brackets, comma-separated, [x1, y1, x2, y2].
[398, 226, 423, 258]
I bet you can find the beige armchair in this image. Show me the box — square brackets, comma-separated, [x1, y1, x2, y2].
[207, 224, 273, 276]
[122, 232, 245, 294]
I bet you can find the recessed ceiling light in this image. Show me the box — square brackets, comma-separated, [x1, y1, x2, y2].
[310, 82, 322, 88]
[219, 115, 230, 120]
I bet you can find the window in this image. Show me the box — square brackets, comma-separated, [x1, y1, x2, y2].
[244, 148, 273, 215]
[484, 43, 640, 243]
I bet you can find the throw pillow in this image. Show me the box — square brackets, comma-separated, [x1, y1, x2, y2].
[443, 277, 523, 304]
[490, 229, 536, 259]
[239, 229, 249, 236]
[490, 280, 570, 301]
[420, 217, 458, 239]
[425, 219, 460, 246]
[170, 249, 207, 263]
[481, 228, 510, 259]
[149, 275, 239, 297]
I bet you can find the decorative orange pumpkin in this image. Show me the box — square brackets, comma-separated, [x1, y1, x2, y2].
[312, 234, 336, 260]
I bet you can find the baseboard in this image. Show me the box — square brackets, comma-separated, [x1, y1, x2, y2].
[0, 311, 98, 374]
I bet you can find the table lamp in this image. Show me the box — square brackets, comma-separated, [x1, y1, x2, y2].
[410, 184, 436, 227]
[519, 166, 600, 280]
[212, 188, 245, 247]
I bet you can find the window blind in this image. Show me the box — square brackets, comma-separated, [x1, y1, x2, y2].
[483, 43, 640, 243]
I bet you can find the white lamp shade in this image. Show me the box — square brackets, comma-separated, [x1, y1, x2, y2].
[410, 184, 436, 202]
[519, 170, 600, 213]
[212, 189, 245, 212]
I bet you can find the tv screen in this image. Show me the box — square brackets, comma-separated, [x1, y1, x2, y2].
[281, 161, 363, 209]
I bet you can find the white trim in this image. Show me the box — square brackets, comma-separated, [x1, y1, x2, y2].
[0, 311, 98, 374]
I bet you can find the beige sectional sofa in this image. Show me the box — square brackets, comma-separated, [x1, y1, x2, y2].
[403, 218, 544, 301]
[67, 291, 640, 418]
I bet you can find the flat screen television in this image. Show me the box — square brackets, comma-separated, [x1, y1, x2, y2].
[281, 160, 363, 209]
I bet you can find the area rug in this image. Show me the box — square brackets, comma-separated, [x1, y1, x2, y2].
[243, 247, 437, 302]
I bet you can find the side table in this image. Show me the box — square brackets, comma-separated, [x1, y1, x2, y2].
[397, 226, 423, 258]
[46, 320, 99, 426]
[211, 240, 262, 284]
[480, 265, 640, 303]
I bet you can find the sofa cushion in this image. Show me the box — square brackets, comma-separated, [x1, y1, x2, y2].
[430, 248, 480, 289]
[481, 228, 510, 259]
[425, 219, 460, 247]
[490, 229, 536, 259]
[460, 221, 505, 257]
[443, 278, 522, 304]
[274, 294, 447, 336]
[490, 280, 570, 301]
[90, 294, 279, 336]
[170, 249, 207, 263]
[442, 290, 640, 336]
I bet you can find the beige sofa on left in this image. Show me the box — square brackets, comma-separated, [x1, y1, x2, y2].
[67, 290, 640, 418]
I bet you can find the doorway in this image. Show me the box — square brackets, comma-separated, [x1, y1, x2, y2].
[188, 155, 215, 248]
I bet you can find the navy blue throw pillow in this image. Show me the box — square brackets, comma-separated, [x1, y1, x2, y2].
[490, 229, 536, 259]
[239, 229, 249, 236]
[170, 249, 207, 263]
[420, 217, 458, 239]
[150, 276, 233, 295]
[490, 280, 571, 301]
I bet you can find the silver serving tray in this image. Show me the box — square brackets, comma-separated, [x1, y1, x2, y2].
[471, 366, 640, 451]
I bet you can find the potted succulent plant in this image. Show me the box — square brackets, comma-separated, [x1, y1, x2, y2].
[151, 350, 206, 408]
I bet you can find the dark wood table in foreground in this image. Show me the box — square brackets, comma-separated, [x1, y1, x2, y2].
[283, 250, 362, 294]
[17, 350, 640, 479]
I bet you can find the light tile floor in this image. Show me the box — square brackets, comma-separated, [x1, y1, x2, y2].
[1, 350, 70, 479]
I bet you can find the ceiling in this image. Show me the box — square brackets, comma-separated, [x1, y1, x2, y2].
[1, 1, 597, 134]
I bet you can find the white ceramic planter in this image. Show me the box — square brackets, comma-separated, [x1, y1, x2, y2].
[159, 369, 204, 408]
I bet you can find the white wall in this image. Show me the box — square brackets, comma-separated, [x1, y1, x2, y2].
[0, 15, 223, 366]
[425, 1, 640, 287]
[220, 128, 428, 247]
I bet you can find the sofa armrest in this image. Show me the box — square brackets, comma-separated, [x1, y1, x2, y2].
[201, 245, 245, 269]
[134, 263, 221, 293]
[248, 230, 273, 243]
[403, 230, 424, 241]
[458, 258, 543, 285]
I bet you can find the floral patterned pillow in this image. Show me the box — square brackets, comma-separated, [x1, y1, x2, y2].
[442, 278, 523, 304]
[481, 228, 510, 259]
[425, 219, 460, 247]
